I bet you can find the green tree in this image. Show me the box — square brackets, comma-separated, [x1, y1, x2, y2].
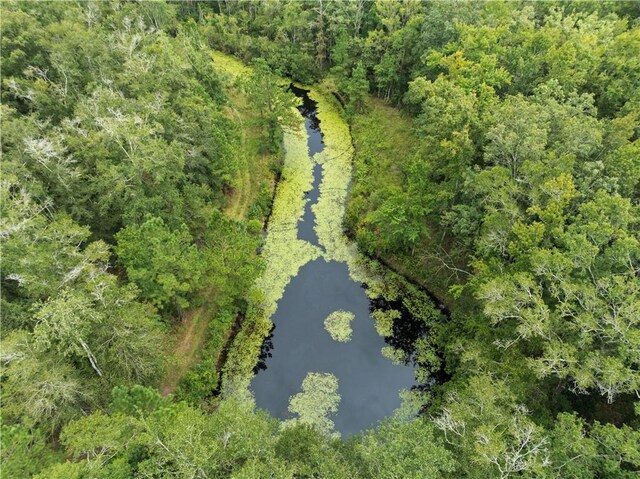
[115, 216, 204, 313]
[345, 61, 369, 116]
[0, 424, 60, 478]
[433, 375, 549, 478]
[356, 419, 456, 478]
[242, 58, 298, 153]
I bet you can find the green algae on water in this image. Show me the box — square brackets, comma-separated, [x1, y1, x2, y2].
[283, 372, 341, 438]
[324, 310, 355, 342]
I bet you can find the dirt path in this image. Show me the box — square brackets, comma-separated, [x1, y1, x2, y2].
[159, 304, 212, 396]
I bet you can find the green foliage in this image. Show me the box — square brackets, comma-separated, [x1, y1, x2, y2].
[175, 308, 236, 404]
[110, 385, 170, 418]
[356, 419, 456, 478]
[4, 2, 640, 477]
[547, 413, 640, 478]
[345, 61, 370, 116]
[116, 217, 204, 312]
[0, 2, 264, 464]
[433, 375, 550, 477]
[203, 211, 264, 310]
[274, 423, 356, 478]
[2, 331, 90, 432]
[220, 92, 320, 393]
[0, 424, 60, 479]
[248, 183, 275, 221]
[2, 2, 237, 242]
[242, 58, 299, 153]
[1, 198, 165, 430]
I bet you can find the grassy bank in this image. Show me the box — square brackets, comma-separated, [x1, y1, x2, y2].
[345, 98, 465, 307]
[159, 52, 280, 399]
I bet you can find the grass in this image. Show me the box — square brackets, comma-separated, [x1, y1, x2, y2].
[222, 84, 277, 222]
[211, 50, 278, 222]
[351, 98, 414, 187]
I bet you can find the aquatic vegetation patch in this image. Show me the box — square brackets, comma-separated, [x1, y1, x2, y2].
[283, 372, 341, 438]
[212, 52, 321, 395]
[223, 120, 320, 393]
[307, 88, 354, 264]
[324, 310, 355, 342]
[372, 308, 401, 337]
[307, 88, 419, 369]
[306, 88, 386, 294]
[381, 345, 406, 366]
[254, 121, 322, 320]
[221, 91, 320, 393]
[222, 299, 274, 400]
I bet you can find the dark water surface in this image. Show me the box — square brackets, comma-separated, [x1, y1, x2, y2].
[291, 84, 323, 247]
[251, 86, 415, 436]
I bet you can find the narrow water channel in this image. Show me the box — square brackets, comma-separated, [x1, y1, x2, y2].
[293, 85, 323, 247]
[250, 86, 415, 436]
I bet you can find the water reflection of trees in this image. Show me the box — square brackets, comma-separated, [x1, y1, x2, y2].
[253, 324, 275, 373]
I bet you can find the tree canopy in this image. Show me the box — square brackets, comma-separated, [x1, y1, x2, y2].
[2, 1, 638, 478]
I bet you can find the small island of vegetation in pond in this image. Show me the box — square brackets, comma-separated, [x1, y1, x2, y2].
[324, 310, 355, 342]
[1, 1, 638, 478]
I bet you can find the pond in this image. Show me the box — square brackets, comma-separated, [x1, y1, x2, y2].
[250, 86, 415, 436]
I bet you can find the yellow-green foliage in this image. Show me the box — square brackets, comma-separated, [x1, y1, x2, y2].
[324, 310, 355, 342]
[254, 120, 322, 320]
[372, 309, 401, 337]
[213, 50, 292, 90]
[212, 50, 251, 81]
[381, 345, 406, 366]
[221, 291, 273, 399]
[283, 372, 341, 438]
[306, 88, 386, 294]
[307, 88, 353, 263]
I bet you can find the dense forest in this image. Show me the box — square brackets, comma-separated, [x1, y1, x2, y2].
[1, 1, 638, 478]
